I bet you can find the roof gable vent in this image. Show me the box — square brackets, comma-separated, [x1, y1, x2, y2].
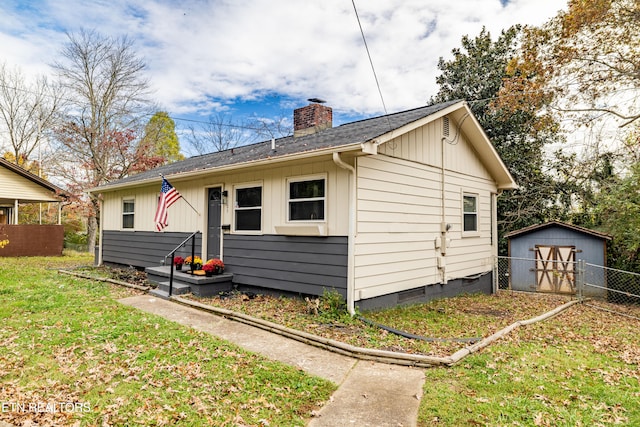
[443, 116, 450, 138]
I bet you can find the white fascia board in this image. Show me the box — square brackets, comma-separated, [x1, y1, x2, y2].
[456, 105, 518, 190]
[370, 101, 467, 147]
[87, 143, 364, 194]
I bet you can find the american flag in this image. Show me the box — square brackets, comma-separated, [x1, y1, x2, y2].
[154, 178, 182, 231]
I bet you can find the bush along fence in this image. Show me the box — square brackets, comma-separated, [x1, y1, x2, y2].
[495, 256, 640, 320]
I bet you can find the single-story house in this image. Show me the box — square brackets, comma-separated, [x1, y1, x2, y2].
[504, 221, 611, 296]
[90, 100, 517, 311]
[0, 157, 66, 256]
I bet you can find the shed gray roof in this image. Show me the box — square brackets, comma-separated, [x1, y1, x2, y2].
[504, 221, 612, 241]
[95, 100, 461, 190]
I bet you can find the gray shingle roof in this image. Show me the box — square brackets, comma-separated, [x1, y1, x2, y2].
[97, 100, 461, 190]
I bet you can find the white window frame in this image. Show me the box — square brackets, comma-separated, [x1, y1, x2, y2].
[462, 192, 479, 235]
[122, 198, 135, 229]
[233, 183, 263, 233]
[286, 174, 327, 222]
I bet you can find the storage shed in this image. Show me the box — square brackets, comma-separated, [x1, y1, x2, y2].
[504, 221, 611, 295]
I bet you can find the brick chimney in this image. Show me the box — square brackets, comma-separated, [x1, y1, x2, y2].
[293, 99, 332, 137]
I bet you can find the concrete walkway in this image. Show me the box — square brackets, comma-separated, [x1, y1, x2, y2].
[119, 295, 426, 427]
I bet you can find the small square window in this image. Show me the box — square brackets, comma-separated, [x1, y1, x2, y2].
[235, 186, 262, 231]
[288, 178, 325, 221]
[463, 194, 478, 232]
[122, 199, 135, 229]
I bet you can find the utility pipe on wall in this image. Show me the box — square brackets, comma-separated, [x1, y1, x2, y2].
[439, 132, 448, 284]
[332, 152, 356, 315]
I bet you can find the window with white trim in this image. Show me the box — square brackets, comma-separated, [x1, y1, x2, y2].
[234, 185, 262, 231]
[122, 199, 135, 229]
[463, 193, 478, 232]
[288, 177, 325, 221]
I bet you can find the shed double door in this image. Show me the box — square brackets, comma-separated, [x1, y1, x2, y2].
[534, 245, 576, 294]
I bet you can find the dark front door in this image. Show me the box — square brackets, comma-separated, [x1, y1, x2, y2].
[207, 187, 222, 260]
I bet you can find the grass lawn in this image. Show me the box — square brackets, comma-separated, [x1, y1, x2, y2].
[0, 253, 336, 426]
[4, 255, 638, 426]
[417, 303, 640, 426]
[190, 288, 640, 426]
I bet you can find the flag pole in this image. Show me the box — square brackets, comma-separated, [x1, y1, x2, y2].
[160, 173, 201, 216]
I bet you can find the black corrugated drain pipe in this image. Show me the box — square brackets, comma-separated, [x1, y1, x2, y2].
[358, 316, 481, 344]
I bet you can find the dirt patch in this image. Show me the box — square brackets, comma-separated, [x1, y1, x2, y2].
[186, 291, 582, 356]
[110, 268, 149, 287]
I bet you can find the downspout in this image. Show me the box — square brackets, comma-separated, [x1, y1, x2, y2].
[439, 136, 448, 285]
[492, 190, 502, 294]
[332, 152, 356, 315]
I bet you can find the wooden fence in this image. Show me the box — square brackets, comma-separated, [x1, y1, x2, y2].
[0, 224, 64, 257]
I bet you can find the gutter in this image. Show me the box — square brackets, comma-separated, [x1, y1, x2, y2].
[88, 143, 364, 194]
[332, 152, 357, 315]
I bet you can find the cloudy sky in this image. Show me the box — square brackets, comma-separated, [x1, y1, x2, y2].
[1, 0, 567, 129]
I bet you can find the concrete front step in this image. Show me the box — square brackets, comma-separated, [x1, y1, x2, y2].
[145, 265, 234, 298]
[157, 281, 191, 295]
[149, 288, 170, 299]
[189, 275, 233, 297]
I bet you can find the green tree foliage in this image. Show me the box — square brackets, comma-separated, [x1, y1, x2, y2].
[142, 111, 184, 163]
[585, 126, 640, 271]
[431, 26, 564, 253]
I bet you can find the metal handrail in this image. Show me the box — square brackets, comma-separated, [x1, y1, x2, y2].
[163, 230, 200, 297]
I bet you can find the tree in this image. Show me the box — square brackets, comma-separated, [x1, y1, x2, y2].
[186, 113, 253, 155]
[51, 29, 158, 250]
[0, 62, 63, 165]
[141, 111, 184, 163]
[539, 0, 640, 127]
[431, 26, 564, 253]
[248, 112, 293, 141]
[595, 165, 640, 270]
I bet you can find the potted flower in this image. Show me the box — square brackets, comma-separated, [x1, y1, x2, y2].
[173, 256, 184, 271]
[185, 256, 203, 272]
[205, 258, 225, 275]
[202, 262, 216, 277]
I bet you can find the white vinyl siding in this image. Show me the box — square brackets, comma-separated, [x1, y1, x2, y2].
[377, 117, 493, 181]
[0, 166, 60, 202]
[355, 154, 496, 300]
[99, 157, 350, 236]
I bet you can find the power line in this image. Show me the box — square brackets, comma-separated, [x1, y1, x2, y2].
[351, 0, 390, 122]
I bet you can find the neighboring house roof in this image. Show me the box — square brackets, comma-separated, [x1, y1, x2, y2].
[504, 221, 612, 241]
[91, 100, 517, 192]
[0, 157, 67, 199]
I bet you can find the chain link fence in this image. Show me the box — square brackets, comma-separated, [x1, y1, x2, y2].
[495, 256, 640, 320]
[582, 263, 640, 319]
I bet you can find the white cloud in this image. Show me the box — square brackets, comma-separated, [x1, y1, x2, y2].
[0, 0, 567, 121]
